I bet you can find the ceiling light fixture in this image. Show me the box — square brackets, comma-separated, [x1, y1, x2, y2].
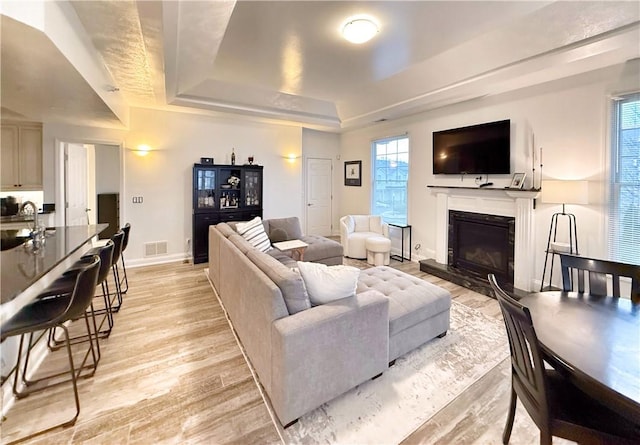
[342, 17, 378, 44]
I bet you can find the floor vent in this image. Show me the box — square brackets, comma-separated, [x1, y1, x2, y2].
[144, 241, 168, 257]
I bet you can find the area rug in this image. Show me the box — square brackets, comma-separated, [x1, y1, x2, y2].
[204, 268, 509, 445]
[279, 300, 509, 444]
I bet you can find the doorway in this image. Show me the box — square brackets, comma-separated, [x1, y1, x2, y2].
[305, 157, 332, 236]
[55, 139, 122, 228]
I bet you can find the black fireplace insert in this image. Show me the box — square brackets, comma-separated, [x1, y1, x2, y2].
[448, 210, 515, 285]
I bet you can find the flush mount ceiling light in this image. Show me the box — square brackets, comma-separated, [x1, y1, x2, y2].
[342, 17, 379, 44]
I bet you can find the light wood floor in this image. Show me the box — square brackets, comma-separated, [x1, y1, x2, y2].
[1, 258, 554, 444]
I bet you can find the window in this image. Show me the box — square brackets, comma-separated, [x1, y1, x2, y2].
[608, 93, 640, 265]
[371, 135, 409, 225]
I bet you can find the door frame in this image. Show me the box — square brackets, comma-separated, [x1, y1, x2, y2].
[54, 137, 125, 228]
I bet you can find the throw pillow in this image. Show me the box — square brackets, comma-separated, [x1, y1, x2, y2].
[235, 216, 271, 252]
[269, 227, 289, 243]
[296, 261, 360, 305]
[267, 217, 303, 241]
[247, 250, 311, 314]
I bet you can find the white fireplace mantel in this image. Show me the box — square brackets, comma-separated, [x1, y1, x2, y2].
[430, 186, 540, 292]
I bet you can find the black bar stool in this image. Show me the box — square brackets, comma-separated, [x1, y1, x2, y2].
[44, 240, 116, 348]
[119, 223, 131, 294]
[107, 230, 125, 313]
[1, 256, 101, 441]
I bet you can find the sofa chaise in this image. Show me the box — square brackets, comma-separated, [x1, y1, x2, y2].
[208, 217, 451, 426]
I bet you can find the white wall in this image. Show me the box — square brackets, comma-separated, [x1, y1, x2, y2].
[94, 144, 120, 194]
[301, 128, 341, 234]
[42, 108, 306, 265]
[339, 61, 639, 289]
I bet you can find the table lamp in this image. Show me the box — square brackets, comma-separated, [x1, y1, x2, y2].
[540, 180, 589, 290]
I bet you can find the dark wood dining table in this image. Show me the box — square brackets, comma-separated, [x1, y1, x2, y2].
[518, 291, 640, 424]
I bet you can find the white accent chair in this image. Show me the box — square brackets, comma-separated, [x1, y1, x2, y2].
[340, 215, 390, 259]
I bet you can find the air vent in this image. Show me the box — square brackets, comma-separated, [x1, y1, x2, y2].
[144, 241, 168, 257]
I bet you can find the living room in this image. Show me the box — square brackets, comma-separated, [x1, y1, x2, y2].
[2, 2, 638, 287]
[1, 1, 639, 443]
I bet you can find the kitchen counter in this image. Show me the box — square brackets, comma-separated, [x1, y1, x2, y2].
[1, 224, 108, 325]
[0, 210, 55, 224]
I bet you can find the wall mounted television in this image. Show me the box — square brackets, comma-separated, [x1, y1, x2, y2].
[432, 119, 511, 174]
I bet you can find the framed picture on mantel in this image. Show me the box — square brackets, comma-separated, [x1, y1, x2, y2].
[510, 172, 526, 189]
[344, 160, 362, 186]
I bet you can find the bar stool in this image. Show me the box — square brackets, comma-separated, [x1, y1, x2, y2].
[108, 230, 125, 313]
[44, 241, 115, 348]
[1, 257, 101, 440]
[119, 223, 131, 294]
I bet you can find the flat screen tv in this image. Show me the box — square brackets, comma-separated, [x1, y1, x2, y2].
[433, 119, 511, 174]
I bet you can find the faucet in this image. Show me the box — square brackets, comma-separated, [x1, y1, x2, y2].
[19, 201, 39, 235]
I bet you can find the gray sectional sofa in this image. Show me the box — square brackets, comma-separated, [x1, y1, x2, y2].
[208, 217, 451, 426]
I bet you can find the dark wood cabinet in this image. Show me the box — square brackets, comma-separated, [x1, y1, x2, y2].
[97, 193, 119, 239]
[192, 163, 263, 264]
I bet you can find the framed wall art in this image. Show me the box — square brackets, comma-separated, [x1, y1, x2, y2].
[344, 160, 362, 186]
[510, 172, 526, 189]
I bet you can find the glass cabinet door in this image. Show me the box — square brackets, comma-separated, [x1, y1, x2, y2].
[195, 168, 216, 211]
[243, 170, 261, 207]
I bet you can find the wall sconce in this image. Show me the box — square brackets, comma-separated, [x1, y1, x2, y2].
[134, 144, 151, 156]
[282, 154, 301, 163]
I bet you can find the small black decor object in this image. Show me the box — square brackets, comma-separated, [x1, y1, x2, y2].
[200, 157, 214, 165]
[231, 148, 236, 165]
[344, 160, 362, 186]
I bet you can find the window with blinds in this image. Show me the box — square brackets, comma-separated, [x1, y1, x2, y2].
[608, 93, 640, 265]
[371, 135, 409, 225]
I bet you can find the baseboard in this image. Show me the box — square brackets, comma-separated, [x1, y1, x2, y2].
[126, 253, 191, 268]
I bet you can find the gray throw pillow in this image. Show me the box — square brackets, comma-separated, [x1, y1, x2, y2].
[270, 227, 289, 243]
[246, 250, 311, 314]
[267, 217, 303, 241]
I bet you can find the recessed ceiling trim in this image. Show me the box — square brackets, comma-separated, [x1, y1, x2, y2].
[172, 94, 342, 127]
[340, 22, 640, 128]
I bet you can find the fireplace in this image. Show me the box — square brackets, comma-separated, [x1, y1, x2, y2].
[448, 211, 515, 286]
[420, 187, 539, 294]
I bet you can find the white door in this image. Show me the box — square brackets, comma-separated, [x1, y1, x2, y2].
[306, 158, 332, 235]
[65, 143, 91, 226]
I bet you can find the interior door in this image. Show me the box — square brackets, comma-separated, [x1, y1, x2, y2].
[306, 158, 332, 236]
[65, 143, 90, 226]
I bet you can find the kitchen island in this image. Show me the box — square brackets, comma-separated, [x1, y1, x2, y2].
[1, 224, 108, 326]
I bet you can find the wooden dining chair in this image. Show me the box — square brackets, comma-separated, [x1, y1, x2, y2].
[488, 274, 640, 445]
[559, 253, 640, 303]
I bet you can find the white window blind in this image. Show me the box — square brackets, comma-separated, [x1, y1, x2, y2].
[371, 135, 409, 225]
[608, 93, 640, 265]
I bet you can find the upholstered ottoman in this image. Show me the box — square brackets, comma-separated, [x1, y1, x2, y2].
[358, 266, 451, 361]
[366, 236, 391, 266]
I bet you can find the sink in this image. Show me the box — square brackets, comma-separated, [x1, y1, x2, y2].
[1, 229, 32, 251]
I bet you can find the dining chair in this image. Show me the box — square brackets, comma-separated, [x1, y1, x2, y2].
[559, 253, 639, 303]
[488, 274, 640, 445]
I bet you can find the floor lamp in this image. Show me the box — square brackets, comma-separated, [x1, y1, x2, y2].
[540, 180, 589, 291]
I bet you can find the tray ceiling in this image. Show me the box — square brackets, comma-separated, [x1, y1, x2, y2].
[1, 1, 638, 130]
